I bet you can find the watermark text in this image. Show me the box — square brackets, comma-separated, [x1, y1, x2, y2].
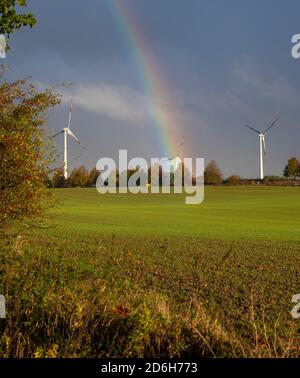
[96, 150, 204, 205]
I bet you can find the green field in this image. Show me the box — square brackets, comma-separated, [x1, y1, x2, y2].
[1, 187, 300, 357]
[51, 187, 300, 242]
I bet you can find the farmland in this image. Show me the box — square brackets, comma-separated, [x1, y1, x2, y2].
[1, 187, 300, 357]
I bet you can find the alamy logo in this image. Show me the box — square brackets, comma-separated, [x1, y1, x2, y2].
[0, 295, 5, 319]
[0, 35, 6, 59]
[291, 294, 300, 319]
[291, 34, 300, 59]
[96, 150, 204, 205]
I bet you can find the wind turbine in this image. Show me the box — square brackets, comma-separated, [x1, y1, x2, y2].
[160, 136, 184, 162]
[159, 137, 184, 175]
[52, 100, 81, 179]
[244, 117, 279, 180]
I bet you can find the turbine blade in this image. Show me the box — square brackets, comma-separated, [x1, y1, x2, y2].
[264, 117, 279, 134]
[244, 124, 260, 134]
[262, 136, 266, 156]
[67, 129, 81, 144]
[161, 137, 185, 162]
[161, 156, 176, 162]
[51, 130, 64, 138]
[67, 100, 73, 129]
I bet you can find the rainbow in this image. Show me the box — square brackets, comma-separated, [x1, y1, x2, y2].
[106, 0, 182, 158]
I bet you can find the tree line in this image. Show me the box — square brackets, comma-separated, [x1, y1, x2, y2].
[49, 165, 191, 188]
[49, 157, 300, 188]
[204, 157, 300, 185]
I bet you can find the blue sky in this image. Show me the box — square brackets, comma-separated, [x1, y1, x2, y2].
[4, 0, 300, 178]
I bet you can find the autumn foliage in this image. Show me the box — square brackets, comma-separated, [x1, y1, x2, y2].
[0, 72, 60, 226]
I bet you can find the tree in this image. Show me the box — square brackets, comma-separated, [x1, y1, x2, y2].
[224, 175, 241, 185]
[42, 171, 52, 188]
[0, 1, 36, 44]
[68, 166, 89, 187]
[0, 73, 60, 227]
[204, 161, 223, 185]
[51, 168, 66, 188]
[264, 175, 282, 182]
[127, 168, 139, 185]
[147, 163, 163, 187]
[87, 167, 100, 187]
[283, 157, 300, 180]
[171, 162, 194, 187]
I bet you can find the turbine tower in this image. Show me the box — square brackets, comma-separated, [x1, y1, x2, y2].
[244, 117, 279, 180]
[53, 100, 81, 179]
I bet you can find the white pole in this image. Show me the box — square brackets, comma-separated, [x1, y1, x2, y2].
[259, 134, 264, 180]
[64, 130, 68, 180]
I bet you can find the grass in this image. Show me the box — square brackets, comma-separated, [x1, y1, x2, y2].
[1, 186, 300, 357]
[50, 187, 300, 241]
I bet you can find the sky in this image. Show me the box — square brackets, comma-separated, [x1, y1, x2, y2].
[4, 0, 300, 178]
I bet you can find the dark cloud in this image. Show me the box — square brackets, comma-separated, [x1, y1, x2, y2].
[4, 0, 300, 177]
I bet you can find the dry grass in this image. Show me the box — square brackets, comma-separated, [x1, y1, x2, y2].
[0, 231, 299, 358]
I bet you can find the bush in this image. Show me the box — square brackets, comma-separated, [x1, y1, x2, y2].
[224, 175, 242, 185]
[204, 161, 223, 185]
[283, 157, 300, 180]
[52, 168, 67, 188]
[68, 166, 89, 187]
[0, 73, 59, 227]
